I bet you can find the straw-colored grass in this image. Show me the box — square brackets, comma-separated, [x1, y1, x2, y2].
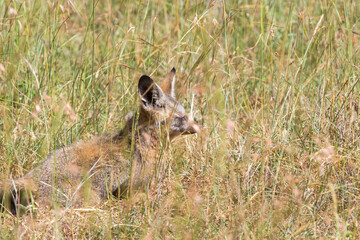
[1, 0, 359, 238]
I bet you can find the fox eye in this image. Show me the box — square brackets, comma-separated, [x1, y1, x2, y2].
[178, 115, 186, 121]
[156, 104, 165, 109]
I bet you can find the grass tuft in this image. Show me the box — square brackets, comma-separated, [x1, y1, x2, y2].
[1, 0, 360, 238]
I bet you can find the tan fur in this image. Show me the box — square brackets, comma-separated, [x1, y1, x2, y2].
[1, 69, 201, 214]
[159, 67, 176, 97]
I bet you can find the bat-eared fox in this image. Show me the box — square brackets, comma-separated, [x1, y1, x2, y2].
[0, 68, 201, 215]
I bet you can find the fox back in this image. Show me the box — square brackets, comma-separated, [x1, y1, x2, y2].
[0, 68, 201, 214]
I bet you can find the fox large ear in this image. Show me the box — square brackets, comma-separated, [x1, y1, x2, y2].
[138, 75, 165, 107]
[159, 67, 176, 98]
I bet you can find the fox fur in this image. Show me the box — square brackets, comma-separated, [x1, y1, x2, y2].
[0, 68, 201, 215]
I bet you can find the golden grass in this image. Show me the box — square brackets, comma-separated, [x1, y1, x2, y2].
[1, 0, 360, 238]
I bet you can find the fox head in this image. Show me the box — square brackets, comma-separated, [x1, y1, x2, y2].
[137, 68, 201, 139]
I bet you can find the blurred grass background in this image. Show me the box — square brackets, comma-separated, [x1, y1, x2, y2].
[0, 0, 359, 238]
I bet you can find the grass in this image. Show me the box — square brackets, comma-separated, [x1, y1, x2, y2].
[0, 0, 360, 238]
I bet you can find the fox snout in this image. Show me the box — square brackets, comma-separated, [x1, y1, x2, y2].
[169, 116, 201, 139]
[184, 116, 201, 135]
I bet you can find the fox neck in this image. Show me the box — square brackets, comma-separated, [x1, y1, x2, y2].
[136, 106, 168, 154]
[118, 107, 169, 164]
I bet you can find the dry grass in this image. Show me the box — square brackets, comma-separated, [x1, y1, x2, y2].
[1, 0, 360, 239]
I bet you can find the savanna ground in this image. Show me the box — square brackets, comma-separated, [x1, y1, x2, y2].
[0, 0, 360, 239]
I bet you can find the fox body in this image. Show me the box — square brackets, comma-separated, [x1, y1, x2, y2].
[0, 68, 201, 214]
